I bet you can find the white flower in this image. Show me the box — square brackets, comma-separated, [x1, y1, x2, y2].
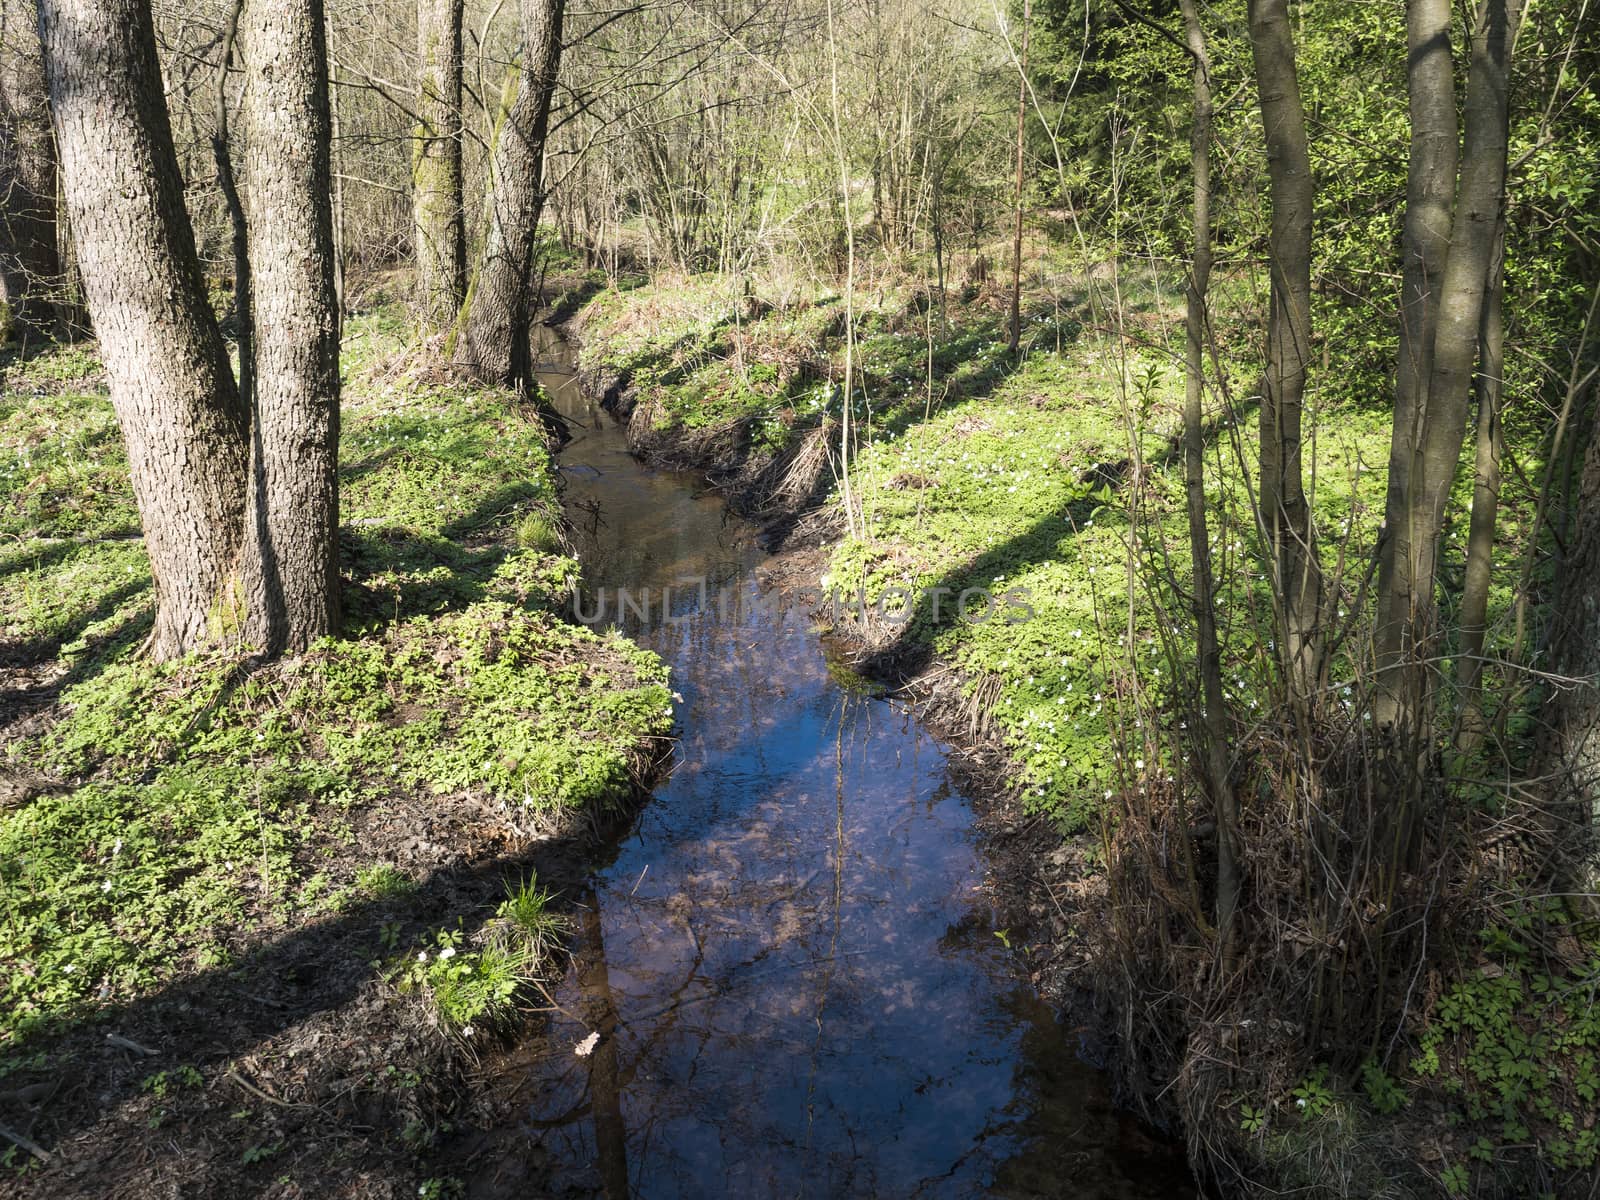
[575, 1030, 600, 1057]
[461, 1026, 475, 1039]
[438, 946, 456, 961]
[101, 880, 111, 892]
[417, 950, 429, 963]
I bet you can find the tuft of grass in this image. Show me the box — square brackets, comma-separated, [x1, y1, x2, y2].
[396, 877, 568, 1034]
[356, 864, 416, 900]
[498, 873, 563, 954]
[514, 510, 560, 553]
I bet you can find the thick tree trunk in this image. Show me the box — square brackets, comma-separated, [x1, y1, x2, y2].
[238, 0, 341, 654]
[38, 0, 249, 660]
[1374, 0, 1457, 727]
[0, 0, 62, 342]
[1545, 408, 1600, 892]
[452, 0, 564, 390]
[413, 0, 465, 326]
[1246, 0, 1320, 706]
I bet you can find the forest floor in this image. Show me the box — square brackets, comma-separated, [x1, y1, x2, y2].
[0, 278, 676, 1198]
[567, 260, 1600, 1199]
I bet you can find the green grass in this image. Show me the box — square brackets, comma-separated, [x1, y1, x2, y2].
[0, 304, 673, 1056]
[395, 876, 566, 1032]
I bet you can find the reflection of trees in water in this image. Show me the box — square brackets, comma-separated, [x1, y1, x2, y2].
[801, 688, 854, 1166]
[502, 545, 1192, 1197]
[579, 895, 629, 1199]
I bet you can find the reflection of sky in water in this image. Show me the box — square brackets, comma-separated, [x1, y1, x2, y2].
[490, 330, 1193, 1199]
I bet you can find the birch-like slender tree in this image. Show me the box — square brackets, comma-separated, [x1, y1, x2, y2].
[0, 0, 63, 341]
[452, 0, 565, 390]
[414, 0, 465, 325]
[1246, 0, 1320, 707]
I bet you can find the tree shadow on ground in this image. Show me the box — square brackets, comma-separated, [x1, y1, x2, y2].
[0, 785, 654, 1197]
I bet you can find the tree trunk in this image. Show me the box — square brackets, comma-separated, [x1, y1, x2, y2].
[0, 0, 62, 342]
[1374, 0, 1457, 728]
[452, 0, 564, 390]
[1454, 221, 1505, 755]
[1376, 0, 1526, 738]
[238, 0, 341, 654]
[1177, 0, 1236, 943]
[38, 0, 249, 660]
[1006, 0, 1028, 358]
[413, 0, 465, 326]
[1545, 402, 1600, 893]
[1246, 0, 1320, 706]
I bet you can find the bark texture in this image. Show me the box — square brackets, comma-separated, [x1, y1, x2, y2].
[38, 0, 248, 659]
[0, 0, 62, 340]
[1246, 0, 1320, 705]
[1375, 0, 1525, 734]
[413, 0, 465, 325]
[453, 0, 564, 388]
[1374, 0, 1457, 725]
[1545, 408, 1600, 891]
[238, 0, 341, 654]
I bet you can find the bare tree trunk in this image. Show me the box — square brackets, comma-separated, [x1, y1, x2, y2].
[1544, 402, 1600, 894]
[452, 0, 564, 390]
[237, 0, 342, 655]
[1006, 0, 1028, 358]
[1377, 0, 1526, 738]
[1374, 0, 1457, 728]
[414, 0, 465, 326]
[39, 0, 249, 660]
[1176, 0, 1235, 943]
[1246, 0, 1320, 706]
[1455, 221, 1505, 756]
[0, 0, 62, 342]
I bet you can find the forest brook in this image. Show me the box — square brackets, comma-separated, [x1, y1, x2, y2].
[2, 0, 1599, 1197]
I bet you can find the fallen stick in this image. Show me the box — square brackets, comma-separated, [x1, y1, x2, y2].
[0, 1120, 50, 1163]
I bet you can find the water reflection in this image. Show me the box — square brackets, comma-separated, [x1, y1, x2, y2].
[477, 328, 1194, 1198]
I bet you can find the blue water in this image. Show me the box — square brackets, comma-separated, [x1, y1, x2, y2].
[467, 328, 1193, 1199]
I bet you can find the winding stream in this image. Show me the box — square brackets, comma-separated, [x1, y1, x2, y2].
[468, 326, 1194, 1198]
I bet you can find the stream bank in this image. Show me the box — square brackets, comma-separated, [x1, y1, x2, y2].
[555, 277, 1132, 1023]
[435, 320, 1195, 1197]
[0, 299, 677, 1199]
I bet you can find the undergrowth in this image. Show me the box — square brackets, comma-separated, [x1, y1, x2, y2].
[0, 304, 673, 1057]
